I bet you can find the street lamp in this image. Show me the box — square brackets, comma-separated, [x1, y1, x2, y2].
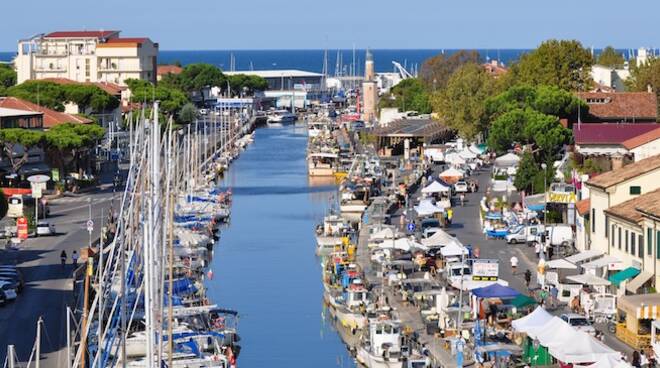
[541, 163, 548, 259]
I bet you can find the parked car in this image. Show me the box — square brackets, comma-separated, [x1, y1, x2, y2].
[36, 221, 56, 236]
[560, 313, 596, 335]
[198, 108, 208, 115]
[454, 181, 469, 193]
[506, 224, 545, 245]
[0, 281, 17, 301]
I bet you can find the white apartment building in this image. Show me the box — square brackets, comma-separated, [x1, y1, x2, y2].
[15, 30, 157, 86]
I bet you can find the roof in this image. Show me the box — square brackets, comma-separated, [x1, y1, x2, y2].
[608, 266, 640, 287]
[372, 118, 450, 139]
[157, 65, 183, 76]
[223, 69, 323, 78]
[604, 188, 660, 224]
[97, 37, 153, 48]
[0, 107, 42, 118]
[574, 123, 659, 145]
[587, 154, 660, 190]
[577, 92, 657, 120]
[45, 30, 119, 39]
[576, 198, 590, 216]
[622, 127, 660, 149]
[0, 97, 92, 128]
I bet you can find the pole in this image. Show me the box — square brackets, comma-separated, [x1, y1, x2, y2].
[98, 207, 104, 357]
[36, 316, 42, 368]
[7, 345, 15, 368]
[81, 256, 92, 368]
[167, 191, 174, 368]
[66, 306, 72, 368]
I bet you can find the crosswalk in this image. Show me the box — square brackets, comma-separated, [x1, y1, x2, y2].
[50, 196, 111, 205]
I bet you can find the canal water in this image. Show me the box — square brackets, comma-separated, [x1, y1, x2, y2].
[207, 123, 356, 367]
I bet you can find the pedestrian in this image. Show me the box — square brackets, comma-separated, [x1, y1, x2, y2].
[447, 208, 453, 225]
[524, 269, 532, 289]
[548, 245, 554, 260]
[632, 350, 641, 368]
[60, 250, 67, 269]
[510, 255, 519, 275]
[459, 193, 465, 207]
[72, 250, 79, 267]
[640, 350, 649, 367]
[534, 242, 541, 259]
[550, 285, 559, 308]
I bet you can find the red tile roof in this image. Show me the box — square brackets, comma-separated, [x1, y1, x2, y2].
[622, 127, 660, 150]
[104, 37, 150, 44]
[587, 154, 660, 189]
[157, 65, 183, 76]
[577, 92, 657, 121]
[45, 30, 118, 39]
[574, 123, 660, 145]
[0, 97, 92, 128]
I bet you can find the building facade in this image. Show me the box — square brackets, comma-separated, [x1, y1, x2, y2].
[15, 31, 157, 86]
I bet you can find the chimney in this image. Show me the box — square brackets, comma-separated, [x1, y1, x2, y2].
[611, 154, 624, 170]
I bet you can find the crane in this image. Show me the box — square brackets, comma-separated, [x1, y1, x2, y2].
[392, 61, 414, 79]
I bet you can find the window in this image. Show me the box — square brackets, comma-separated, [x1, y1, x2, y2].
[592, 209, 596, 233]
[657, 231, 660, 260]
[649, 228, 653, 257]
[611, 225, 616, 248]
[631, 232, 635, 255]
[630, 186, 642, 195]
[605, 217, 609, 238]
[618, 227, 622, 249]
[639, 234, 644, 257]
[625, 230, 629, 252]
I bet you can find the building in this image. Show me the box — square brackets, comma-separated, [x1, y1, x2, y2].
[0, 107, 43, 129]
[371, 118, 451, 157]
[590, 64, 630, 92]
[157, 65, 183, 81]
[15, 30, 158, 86]
[362, 49, 378, 122]
[0, 97, 92, 128]
[223, 69, 323, 91]
[574, 123, 660, 168]
[576, 92, 657, 124]
[579, 155, 660, 256]
[482, 60, 508, 78]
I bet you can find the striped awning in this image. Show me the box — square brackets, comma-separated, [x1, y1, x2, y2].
[618, 293, 660, 319]
[637, 305, 660, 320]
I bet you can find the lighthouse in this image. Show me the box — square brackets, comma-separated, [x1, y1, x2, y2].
[362, 49, 378, 122]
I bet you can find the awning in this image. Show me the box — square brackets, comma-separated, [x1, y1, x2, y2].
[608, 267, 640, 287]
[509, 294, 537, 308]
[565, 250, 604, 264]
[618, 293, 660, 319]
[626, 271, 654, 293]
[472, 283, 521, 299]
[566, 273, 611, 286]
[580, 255, 622, 270]
[546, 259, 577, 270]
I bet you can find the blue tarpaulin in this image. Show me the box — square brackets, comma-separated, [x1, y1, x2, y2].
[472, 284, 520, 299]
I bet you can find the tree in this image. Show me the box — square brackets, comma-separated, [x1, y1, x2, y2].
[178, 103, 197, 124]
[0, 129, 44, 173]
[431, 63, 496, 139]
[511, 39, 593, 91]
[514, 152, 539, 194]
[0, 64, 16, 95]
[379, 78, 431, 114]
[44, 123, 105, 174]
[125, 79, 189, 115]
[419, 50, 480, 91]
[179, 63, 226, 96]
[6, 80, 118, 112]
[626, 58, 660, 92]
[485, 84, 586, 123]
[597, 46, 625, 68]
[486, 108, 528, 153]
[226, 74, 268, 95]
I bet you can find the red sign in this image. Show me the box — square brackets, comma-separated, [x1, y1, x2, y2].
[2, 188, 31, 197]
[16, 217, 28, 240]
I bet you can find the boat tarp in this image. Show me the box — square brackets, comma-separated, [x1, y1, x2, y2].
[421, 181, 451, 194]
[511, 306, 553, 332]
[471, 283, 520, 299]
[548, 330, 619, 364]
[509, 294, 537, 308]
[608, 266, 640, 287]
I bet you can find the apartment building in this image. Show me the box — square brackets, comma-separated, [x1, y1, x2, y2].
[15, 30, 157, 86]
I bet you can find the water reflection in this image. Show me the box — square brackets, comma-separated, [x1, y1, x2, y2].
[206, 123, 356, 367]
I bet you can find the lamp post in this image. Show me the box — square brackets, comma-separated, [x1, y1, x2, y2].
[541, 163, 548, 259]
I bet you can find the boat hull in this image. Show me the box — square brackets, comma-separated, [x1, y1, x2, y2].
[357, 348, 404, 368]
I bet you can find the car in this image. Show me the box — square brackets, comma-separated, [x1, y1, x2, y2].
[0, 281, 17, 301]
[421, 218, 441, 231]
[454, 181, 469, 193]
[36, 221, 56, 236]
[198, 108, 208, 115]
[0, 270, 24, 292]
[560, 313, 596, 335]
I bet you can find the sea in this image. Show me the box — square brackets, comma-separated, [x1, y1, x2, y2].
[0, 49, 529, 74]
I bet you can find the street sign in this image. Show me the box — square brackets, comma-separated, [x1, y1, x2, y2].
[472, 259, 499, 281]
[86, 220, 94, 233]
[407, 222, 416, 232]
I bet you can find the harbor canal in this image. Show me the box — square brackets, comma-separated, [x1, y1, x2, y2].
[207, 123, 356, 367]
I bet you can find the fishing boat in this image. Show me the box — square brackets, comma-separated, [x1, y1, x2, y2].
[340, 186, 370, 214]
[266, 109, 297, 125]
[357, 318, 405, 368]
[308, 152, 339, 177]
[315, 212, 350, 255]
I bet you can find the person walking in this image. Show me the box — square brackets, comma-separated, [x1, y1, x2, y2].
[632, 350, 641, 368]
[550, 285, 559, 308]
[447, 208, 453, 225]
[72, 250, 79, 268]
[524, 269, 532, 289]
[510, 255, 519, 275]
[534, 242, 542, 259]
[60, 250, 67, 269]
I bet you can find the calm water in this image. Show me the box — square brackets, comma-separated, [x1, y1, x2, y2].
[206, 123, 355, 367]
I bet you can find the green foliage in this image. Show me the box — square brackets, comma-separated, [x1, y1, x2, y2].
[0, 128, 45, 173]
[179, 63, 226, 95]
[178, 103, 197, 124]
[485, 84, 586, 123]
[510, 39, 593, 91]
[626, 57, 660, 94]
[6, 80, 118, 112]
[419, 50, 481, 91]
[378, 78, 431, 114]
[514, 152, 553, 194]
[227, 74, 268, 94]
[0, 64, 16, 90]
[125, 79, 189, 115]
[487, 108, 528, 153]
[431, 63, 496, 139]
[597, 46, 625, 68]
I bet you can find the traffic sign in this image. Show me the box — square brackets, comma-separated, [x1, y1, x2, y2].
[407, 222, 416, 232]
[86, 220, 94, 233]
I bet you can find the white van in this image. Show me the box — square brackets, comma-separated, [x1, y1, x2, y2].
[506, 224, 545, 245]
[543, 225, 574, 247]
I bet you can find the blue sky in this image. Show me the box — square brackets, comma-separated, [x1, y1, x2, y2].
[1, 0, 658, 51]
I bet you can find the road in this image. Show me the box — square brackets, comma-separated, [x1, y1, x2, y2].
[0, 189, 118, 367]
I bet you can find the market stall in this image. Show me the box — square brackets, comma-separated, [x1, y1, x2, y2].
[439, 167, 464, 184]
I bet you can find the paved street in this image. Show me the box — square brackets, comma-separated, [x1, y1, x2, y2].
[0, 189, 117, 367]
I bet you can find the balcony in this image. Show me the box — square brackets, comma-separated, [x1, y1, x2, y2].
[34, 64, 67, 72]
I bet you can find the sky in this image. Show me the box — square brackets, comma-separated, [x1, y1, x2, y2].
[1, 0, 659, 51]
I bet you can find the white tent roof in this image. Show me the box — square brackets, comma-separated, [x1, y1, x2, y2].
[370, 227, 401, 241]
[494, 153, 521, 167]
[585, 355, 632, 368]
[580, 255, 621, 270]
[566, 273, 612, 286]
[460, 279, 509, 291]
[376, 237, 424, 252]
[439, 167, 464, 178]
[469, 144, 484, 155]
[511, 306, 554, 332]
[527, 317, 577, 349]
[565, 250, 604, 264]
[444, 152, 466, 165]
[414, 199, 445, 216]
[425, 151, 444, 162]
[421, 181, 451, 194]
[440, 243, 468, 257]
[421, 229, 462, 248]
[549, 331, 619, 364]
[545, 259, 577, 270]
[459, 148, 477, 160]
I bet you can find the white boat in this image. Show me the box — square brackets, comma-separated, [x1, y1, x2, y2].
[357, 319, 404, 368]
[315, 213, 349, 255]
[324, 282, 370, 330]
[266, 109, 297, 125]
[308, 152, 339, 177]
[307, 118, 333, 138]
[340, 186, 369, 214]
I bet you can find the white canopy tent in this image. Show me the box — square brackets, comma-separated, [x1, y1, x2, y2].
[374, 237, 425, 252]
[459, 148, 477, 160]
[439, 167, 464, 179]
[545, 259, 578, 270]
[565, 249, 604, 265]
[469, 144, 485, 155]
[527, 317, 577, 350]
[548, 331, 619, 364]
[584, 355, 632, 368]
[440, 243, 468, 257]
[511, 306, 554, 332]
[566, 273, 611, 286]
[494, 153, 521, 168]
[369, 226, 402, 241]
[424, 150, 445, 162]
[421, 229, 462, 248]
[580, 255, 621, 270]
[414, 199, 446, 216]
[421, 181, 451, 194]
[444, 152, 466, 165]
